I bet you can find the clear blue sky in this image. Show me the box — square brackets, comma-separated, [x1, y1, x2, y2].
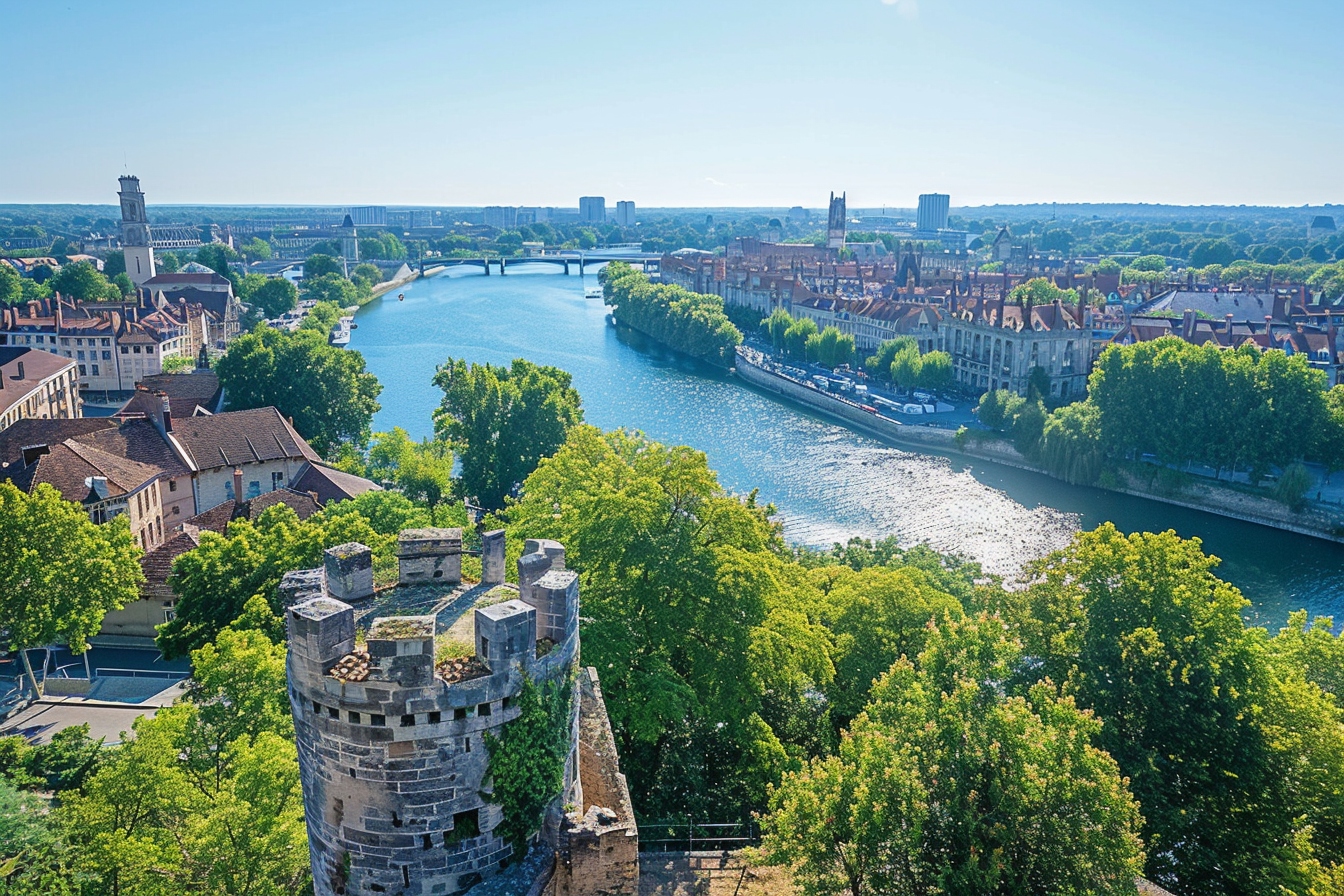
[2, 0, 1340, 208]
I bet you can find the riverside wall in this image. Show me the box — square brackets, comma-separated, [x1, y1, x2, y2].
[734, 349, 1344, 547]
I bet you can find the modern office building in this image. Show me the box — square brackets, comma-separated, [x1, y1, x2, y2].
[347, 206, 387, 227]
[579, 196, 606, 223]
[615, 200, 636, 227]
[916, 193, 951, 234]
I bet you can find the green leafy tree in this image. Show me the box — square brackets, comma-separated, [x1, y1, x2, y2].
[239, 237, 272, 262]
[0, 482, 143, 693]
[300, 272, 359, 306]
[248, 278, 299, 318]
[101, 252, 126, 278]
[49, 260, 116, 302]
[112, 271, 135, 296]
[433, 357, 582, 510]
[157, 251, 181, 273]
[215, 325, 382, 456]
[351, 262, 384, 286]
[366, 427, 456, 509]
[303, 253, 343, 278]
[865, 336, 917, 379]
[0, 263, 23, 305]
[0, 777, 75, 896]
[976, 389, 1023, 430]
[1016, 525, 1344, 894]
[764, 615, 1145, 896]
[502, 426, 826, 819]
[784, 317, 819, 362]
[1038, 400, 1104, 484]
[60, 619, 309, 895]
[915, 350, 952, 391]
[890, 345, 922, 390]
[601, 263, 742, 367]
[1012, 398, 1047, 459]
[158, 503, 394, 656]
[195, 243, 238, 278]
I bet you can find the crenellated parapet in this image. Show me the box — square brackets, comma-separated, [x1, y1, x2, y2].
[287, 533, 582, 896]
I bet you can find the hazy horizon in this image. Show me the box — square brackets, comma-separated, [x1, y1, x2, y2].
[3, 0, 1340, 207]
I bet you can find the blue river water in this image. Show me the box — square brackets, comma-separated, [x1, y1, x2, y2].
[350, 266, 1344, 628]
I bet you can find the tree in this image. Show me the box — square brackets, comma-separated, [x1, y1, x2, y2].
[502, 427, 818, 819]
[915, 350, 952, 391]
[158, 503, 394, 656]
[1190, 238, 1237, 268]
[601, 263, 742, 367]
[366, 427, 456, 509]
[112, 272, 135, 296]
[215, 325, 382, 456]
[195, 243, 238, 278]
[890, 344, 921, 389]
[300, 272, 358, 306]
[865, 336, 917, 380]
[60, 619, 310, 895]
[101, 252, 126, 278]
[157, 251, 181, 273]
[784, 317, 818, 362]
[763, 615, 1145, 896]
[48, 260, 116, 302]
[0, 263, 20, 305]
[1038, 400, 1104, 484]
[0, 482, 143, 693]
[976, 389, 1024, 431]
[433, 357, 583, 510]
[351, 262, 384, 286]
[303, 253, 343, 278]
[0, 776, 74, 896]
[248, 278, 298, 318]
[1012, 398, 1047, 458]
[239, 237, 272, 262]
[1016, 525, 1344, 894]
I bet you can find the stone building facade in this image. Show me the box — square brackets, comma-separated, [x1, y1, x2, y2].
[285, 532, 638, 896]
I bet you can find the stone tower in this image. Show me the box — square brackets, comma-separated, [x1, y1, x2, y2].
[826, 191, 846, 252]
[118, 175, 157, 288]
[286, 534, 632, 896]
[340, 214, 359, 278]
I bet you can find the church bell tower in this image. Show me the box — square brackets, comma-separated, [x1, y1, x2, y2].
[118, 176, 157, 288]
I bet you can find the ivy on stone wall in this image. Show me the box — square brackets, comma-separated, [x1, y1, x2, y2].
[484, 673, 574, 859]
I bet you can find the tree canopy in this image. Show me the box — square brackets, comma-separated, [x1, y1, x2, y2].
[601, 262, 742, 367]
[248, 278, 298, 318]
[432, 357, 583, 510]
[0, 482, 143, 690]
[215, 324, 382, 456]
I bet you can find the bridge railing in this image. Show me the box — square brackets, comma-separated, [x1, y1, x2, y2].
[637, 819, 760, 853]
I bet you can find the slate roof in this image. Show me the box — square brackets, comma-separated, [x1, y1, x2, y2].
[170, 407, 320, 471]
[1139, 289, 1287, 323]
[291, 461, 382, 504]
[135, 371, 222, 416]
[78, 418, 191, 480]
[185, 487, 321, 534]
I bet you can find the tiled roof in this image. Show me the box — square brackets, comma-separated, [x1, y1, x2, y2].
[0, 417, 116, 467]
[135, 371, 222, 416]
[141, 529, 200, 585]
[170, 407, 319, 470]
[185, 487, 321, 534]
[3, 439, 162, 502]
[0, 348, 75, 418]
[291, 461, 382, 504]
[78, 418, 191, 479]
[143, 271, 230, 287]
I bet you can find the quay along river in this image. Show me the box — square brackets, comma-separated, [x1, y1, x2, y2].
[349, 265, 1344, 628]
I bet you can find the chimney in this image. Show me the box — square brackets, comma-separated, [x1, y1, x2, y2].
[1225, 313, 1234, 340]
[233, 468, 244, 508]
[54, 302, 62, 331]
[1182, 309, 1195, 341]
[15, 361, 24, 380]
[160, 393, 172, 433]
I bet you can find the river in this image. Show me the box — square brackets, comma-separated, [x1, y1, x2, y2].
[350, 265, 1344, 628]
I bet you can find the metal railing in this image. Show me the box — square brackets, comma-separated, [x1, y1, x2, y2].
[638, 820, 760, 853]
[94, 668, 189, 680]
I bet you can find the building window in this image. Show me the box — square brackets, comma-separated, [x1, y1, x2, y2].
[133, 346, 141, 354]
[102, 351, 110, 360]
[400, 714, 416, 727]
[247, 480, 260, 499]
[78, 365, 86, 376]
[91, 365, 99, 376]
[101, 338, 110, 347]
[121, 346, 128, 354]
[271, 471, 284, 490]
[77, 351, 85, 361]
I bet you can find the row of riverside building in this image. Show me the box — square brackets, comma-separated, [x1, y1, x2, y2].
[663, 241, 1344, 399]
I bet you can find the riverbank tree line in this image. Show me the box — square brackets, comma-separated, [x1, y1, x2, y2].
[973, 338, 1344, 505]
[6, 356, 1344, 895]
[601, 262, 742, 367]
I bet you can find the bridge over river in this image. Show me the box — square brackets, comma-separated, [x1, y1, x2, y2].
[418, 251, 660, 277]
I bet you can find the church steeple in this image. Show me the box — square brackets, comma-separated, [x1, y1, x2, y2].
[118, 175, 157, 288]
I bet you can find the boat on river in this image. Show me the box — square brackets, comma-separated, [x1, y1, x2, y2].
[329, 315, 355, 346]
[584, 284, 603, 299]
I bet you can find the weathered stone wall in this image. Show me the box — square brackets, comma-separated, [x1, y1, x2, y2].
[325, 543, 374, 603]
[396, 528, 463, 586]
[549, 669, 639, 896]
[288, 537, 580, 896]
